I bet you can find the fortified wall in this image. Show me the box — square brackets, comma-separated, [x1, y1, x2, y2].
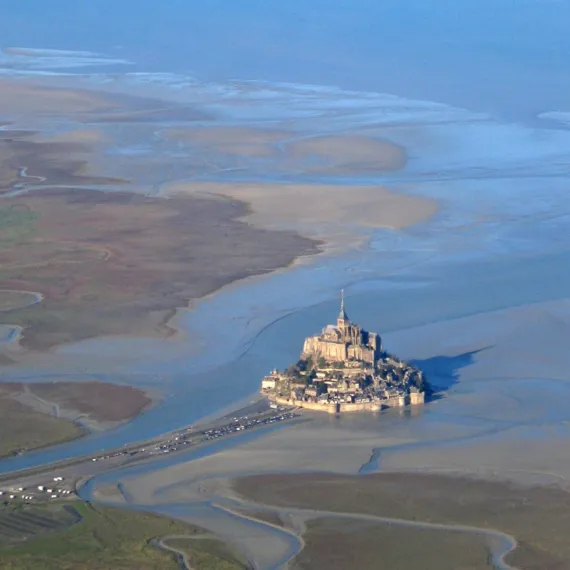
[274, 391, 424, 414]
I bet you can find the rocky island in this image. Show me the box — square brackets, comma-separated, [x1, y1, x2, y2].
[261, 293, 428, 413]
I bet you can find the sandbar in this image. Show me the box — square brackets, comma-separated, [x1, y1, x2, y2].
[286, 134, 407, 173]
[0, 80, 118, 117]
[166, 181, 439, 251]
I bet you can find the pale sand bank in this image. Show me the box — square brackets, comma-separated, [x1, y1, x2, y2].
[161, 128, 407, 171]
[166, 181, 439, 251]
[287, 135, 407, 173]
[107, 424, 418, 506]
[0, 80, 118, 116]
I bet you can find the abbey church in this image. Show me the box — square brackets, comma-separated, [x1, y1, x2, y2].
[301, 293, 381, 365]
[261, 291, 426, 413]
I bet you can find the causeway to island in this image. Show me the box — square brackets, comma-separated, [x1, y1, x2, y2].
[261, 293, 428, 413]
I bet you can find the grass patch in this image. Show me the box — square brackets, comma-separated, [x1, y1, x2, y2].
[164, 537, 247, 570]
[0, 205, 37, 244]
[0, 501, 204, 570]
[0, 398, 85, 458]
[294, 518, 492, 570]
[0, 503, 80, 546]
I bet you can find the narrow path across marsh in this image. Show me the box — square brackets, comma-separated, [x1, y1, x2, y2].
[214, 499, 520, 570]
[153, 533, 198, 570]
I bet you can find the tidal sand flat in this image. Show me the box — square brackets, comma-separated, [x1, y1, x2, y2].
[161, 128, 407, 172]
[0, 79, 118, 118]
[286, 135, 407, 173]
[166, 181, 438, 250]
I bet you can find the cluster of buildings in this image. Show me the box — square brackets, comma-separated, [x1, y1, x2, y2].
[0, 476, 72, 502]
[261, 293, 427, 413]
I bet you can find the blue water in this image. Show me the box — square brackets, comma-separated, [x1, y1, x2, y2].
[1, 0, 569, 120]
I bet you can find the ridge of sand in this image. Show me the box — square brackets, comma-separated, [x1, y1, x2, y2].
[166, 181, 438, 251]
[286, 135, 407, 173]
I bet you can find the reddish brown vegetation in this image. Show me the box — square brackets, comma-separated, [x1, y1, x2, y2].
[0, 188, 318, 350]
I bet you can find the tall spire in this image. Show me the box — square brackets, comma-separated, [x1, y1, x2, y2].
[338, 289, 349, 322]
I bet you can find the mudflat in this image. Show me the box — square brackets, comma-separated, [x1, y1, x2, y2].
[234, 471, 570, 569]
[0, 131, 125, 196]
[0, 188, 318, 352]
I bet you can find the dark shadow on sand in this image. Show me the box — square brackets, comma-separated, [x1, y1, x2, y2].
[410, 349, 486, 400]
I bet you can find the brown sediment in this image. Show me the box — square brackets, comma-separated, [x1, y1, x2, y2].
[0, 131, 126, 195]
[0, 397, 85, 459]
[0, 379, 155, 457]
[0, 380, 153, 424]
[0, 188, 319, 352]
[234, 471, 570, 569]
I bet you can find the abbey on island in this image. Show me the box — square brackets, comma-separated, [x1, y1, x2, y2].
[261, 292, 427, 413]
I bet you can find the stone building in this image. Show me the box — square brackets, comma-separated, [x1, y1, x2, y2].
[301, 293, 382, 365]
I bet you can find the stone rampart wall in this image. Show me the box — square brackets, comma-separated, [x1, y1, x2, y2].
[271, 394, 424, 413]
